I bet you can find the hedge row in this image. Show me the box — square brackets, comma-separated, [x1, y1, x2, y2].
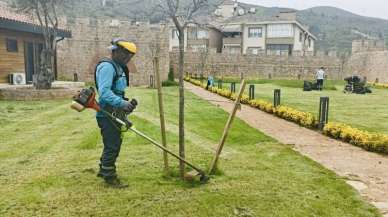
[323, 122, 388, 154]
[368, 82, 388, 89]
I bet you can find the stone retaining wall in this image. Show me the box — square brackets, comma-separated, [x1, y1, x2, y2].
[57, 17, 169, 86]
[170, 52, 344, 80]
[345, 51, 388, 83]
[0, 86, 81, 101]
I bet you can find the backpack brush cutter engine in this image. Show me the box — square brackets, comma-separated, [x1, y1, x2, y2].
[70, 87, 210, 184]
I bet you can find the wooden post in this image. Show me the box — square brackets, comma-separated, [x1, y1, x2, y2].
[153, 57, 169, 174]
[209, 79, 246, 175]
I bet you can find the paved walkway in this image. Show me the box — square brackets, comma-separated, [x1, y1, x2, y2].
[185, 82, 388, 216]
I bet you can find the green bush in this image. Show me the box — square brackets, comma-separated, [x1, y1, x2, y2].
[168, 65, 175, 81]
[162, 80, 179, 87]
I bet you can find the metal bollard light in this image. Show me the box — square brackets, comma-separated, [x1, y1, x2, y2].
[274, 89, 281, 107]
[149, 75, 154, 88]
[249, 84, 255, 100]
[318, 97, 330, 130]
[218, 80, 223, 89]
[231, 82, 236, 93]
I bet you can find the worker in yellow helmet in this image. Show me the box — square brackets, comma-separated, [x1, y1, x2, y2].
[94, 38, 137, 188]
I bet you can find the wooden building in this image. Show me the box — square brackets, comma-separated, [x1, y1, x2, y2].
[0, 7, 71, 84]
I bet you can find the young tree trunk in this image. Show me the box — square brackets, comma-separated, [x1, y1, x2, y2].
[34, 48, 53, 89]
[178, 29, 185, 177]
[32, 2, 58, 90]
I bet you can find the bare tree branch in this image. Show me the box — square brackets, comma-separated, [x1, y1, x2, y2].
[13, 0, 68, 89]
[157, 0, 209, 178]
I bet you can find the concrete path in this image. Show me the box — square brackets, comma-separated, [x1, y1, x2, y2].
[185, 82, 388, 216]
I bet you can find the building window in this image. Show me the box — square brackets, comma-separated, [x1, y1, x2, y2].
[308, 38, 311, 48]
[191, 45, 207, 52]
[267, 44, 290, 51]
[197, 30, 208, 39]
[267, 24, 293, 38]
[6, 38, 18, 52]
[299, 32, 303, 42]
[248, 27, 262, 38]
[267, 44, 292, 56]
[172, 30, 179, 39]
[189, 28, 209, 40]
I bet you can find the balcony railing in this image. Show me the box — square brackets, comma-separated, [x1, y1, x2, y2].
[223, 37, 242, 45]
[187, 39, 209, 46]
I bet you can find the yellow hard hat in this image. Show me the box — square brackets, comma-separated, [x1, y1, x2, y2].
[117, 41, 137, 54]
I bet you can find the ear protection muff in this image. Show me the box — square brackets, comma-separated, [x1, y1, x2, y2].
[110, 38, 137, 54]
[110, 38, 124, 51]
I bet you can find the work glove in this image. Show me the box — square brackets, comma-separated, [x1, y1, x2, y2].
[120, 99, 138, 114]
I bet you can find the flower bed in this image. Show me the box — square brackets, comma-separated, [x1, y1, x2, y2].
[324, 122, 388, 154]
[185, 77, 388, 155]
[368, 82, 388, 89]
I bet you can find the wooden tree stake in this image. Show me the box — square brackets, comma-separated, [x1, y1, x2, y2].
[209, 79, 246, 174]
[153, 57, 169, 174]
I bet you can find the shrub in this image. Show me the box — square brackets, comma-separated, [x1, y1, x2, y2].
[368, 82, 388, 89]
[162, 80, 179, 87]
[168, 65, 175, 81]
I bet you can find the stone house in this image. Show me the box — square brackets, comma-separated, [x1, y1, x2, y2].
[221, 11, 316, 56]
[0, 4, 71, 84]
[169, 24, 223, 53]
[168, 0, 316, 56]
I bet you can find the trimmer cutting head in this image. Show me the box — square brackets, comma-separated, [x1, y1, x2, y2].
[184, 170, 210, 184]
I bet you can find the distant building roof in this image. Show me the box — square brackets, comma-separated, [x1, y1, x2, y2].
[0, 3, 71, 38]
[192, 14, 225, 30]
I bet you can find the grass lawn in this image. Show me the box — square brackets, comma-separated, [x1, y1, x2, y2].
[215, 79, 388, 134]
[0, 87, 381, 217]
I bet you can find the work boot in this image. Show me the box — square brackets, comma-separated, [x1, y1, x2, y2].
[97, 164, 117, 179]
[105, 177, 128, 189]
[97, 164, 104, 178]
[97, 171, 103, 178]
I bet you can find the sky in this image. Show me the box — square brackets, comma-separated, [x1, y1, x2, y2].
[239, 0, 388, 20]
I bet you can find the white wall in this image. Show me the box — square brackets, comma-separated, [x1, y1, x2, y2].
[293, 25, 315, 53]
[293, 25, 303, 51]
[169, 27, 188, 52]
[308, 39, 314, 52]
[242, 24, 266, 55]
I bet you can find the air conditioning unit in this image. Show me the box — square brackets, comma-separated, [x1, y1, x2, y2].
[9, 73, 26, 85]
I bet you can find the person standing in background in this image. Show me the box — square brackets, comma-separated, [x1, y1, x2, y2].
[316, 67, 326, 91]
